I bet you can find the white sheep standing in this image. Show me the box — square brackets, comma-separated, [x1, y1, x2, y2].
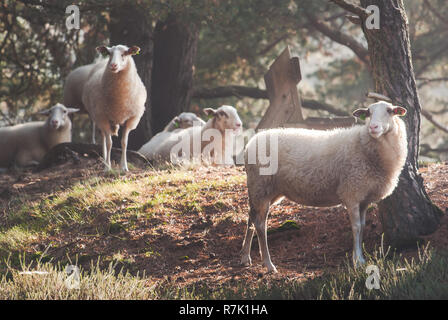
[241, 101, 408, 273]
[138, 112, 205, 160]
[142, 105, 243, 165]
[82, 44, 147, 171]
[0, 103, 79, 168]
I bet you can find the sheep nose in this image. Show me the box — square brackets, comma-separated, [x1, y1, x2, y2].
[110, 63, 118, 69]
[235, 123, 241, 127]
[51, 120, 59, 127]
[370, 124, 379, 130]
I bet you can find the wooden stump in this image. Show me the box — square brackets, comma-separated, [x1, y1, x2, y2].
[256, 46, 303, 130]
[256, 46, 356, 130]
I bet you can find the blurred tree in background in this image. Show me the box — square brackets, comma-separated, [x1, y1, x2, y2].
[0, 0, 447, 149]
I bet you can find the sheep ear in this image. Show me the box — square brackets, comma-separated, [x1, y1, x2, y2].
[38, 108, 52, 115]
[127, 46, 141, 55]
[392, 106, 407, 116]
[96, 46, 110, 56]
[203, 108, 217, 117]
[173, 116, 180, 128]
[352, 108, 370, 121]
[67, 108, 80, 114]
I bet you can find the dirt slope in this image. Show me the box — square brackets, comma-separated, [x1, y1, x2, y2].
[0, 160, 447, 287]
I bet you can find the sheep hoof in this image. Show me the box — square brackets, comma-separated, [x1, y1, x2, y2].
[266, 265, 278, 274]
[240, 256, 252, 266]
[263, 261, 278, 273]
[353, 256, 366, 268]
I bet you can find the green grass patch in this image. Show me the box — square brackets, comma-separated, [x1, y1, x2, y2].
[267, 220, 301, 235]
[0, 168, 246, 269]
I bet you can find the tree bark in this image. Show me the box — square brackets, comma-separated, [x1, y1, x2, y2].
[359, 0, 442, 246]
[109, 3, 154, 150]
[150, 15, 199, 134]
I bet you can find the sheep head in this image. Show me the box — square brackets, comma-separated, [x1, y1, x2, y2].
[353, 101, 406, 139]
[203, 105, 243, 135]
[39, 103, 79, 130]
[96, 45, 141, 73]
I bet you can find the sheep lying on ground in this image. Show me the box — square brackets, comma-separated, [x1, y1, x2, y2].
[138, 112, 205, 160]
[63, 63, 98, 143]
[141, 105, 242, 165]
[82, 44, 147, 171]
[162, 112, 206, 132]
[0, 103, 79, 169]
[241, 101, 408, 273]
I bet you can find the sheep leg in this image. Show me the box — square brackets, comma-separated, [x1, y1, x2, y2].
[101, 131, 112, 171]
[106, 134, 112, 169]
[252, 200, 277, 273]
[348, 204, 366, 267]
[241, 214, 255, 266]
[102, 132, 106, 162]
[91, 121, 96, 144]
[359, 203, 368, 250]
[120, 125, 131, 172]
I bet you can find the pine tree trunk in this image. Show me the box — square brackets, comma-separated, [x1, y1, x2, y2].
[150, 15, 199, 134]
[109, 3, 154, 150]
[360, 0, 442, 246]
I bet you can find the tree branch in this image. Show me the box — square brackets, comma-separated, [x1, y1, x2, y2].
[192, 85, 348, 116]
[329, 0, 369, 18]
[304, 13, 369, 65]
[325, 11, 348, 22]
[417, 77, 448, 89]
[421, 109, 448, 134]
[257, 33, 292, 56]
[420, 144, 448, 155]
[17, 0, 114, 13]
[423, 0, 448, 26]
[192, 85, 268, 100]
[301, 99, 348, 116]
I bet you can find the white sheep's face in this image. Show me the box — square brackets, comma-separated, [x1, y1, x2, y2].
[39, 104, 79, 130]
[96, 45, 140, 73]
[204, 105, 243, 135]
[353, 101, 407, 139]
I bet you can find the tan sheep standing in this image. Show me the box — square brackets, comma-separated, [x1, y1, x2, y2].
[82, 44, 147, 172]
[63, 63, 98, 143]
[241, 101, 408, 273]
[0, 103, 79, 169]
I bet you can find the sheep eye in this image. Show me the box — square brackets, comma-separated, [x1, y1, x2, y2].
[218, 111, 229, 118]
